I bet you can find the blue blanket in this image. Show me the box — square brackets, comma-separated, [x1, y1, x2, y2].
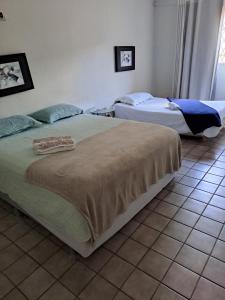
[168, 98, 222, 135]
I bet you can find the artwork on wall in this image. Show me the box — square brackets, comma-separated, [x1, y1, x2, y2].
[115, 46, 135, 72]
[0, 53, 34, 97]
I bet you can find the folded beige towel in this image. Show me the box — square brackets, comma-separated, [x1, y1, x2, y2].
[33, 136, 76, 155]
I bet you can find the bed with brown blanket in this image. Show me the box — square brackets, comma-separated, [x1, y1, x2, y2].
[0, 115, 181, 257]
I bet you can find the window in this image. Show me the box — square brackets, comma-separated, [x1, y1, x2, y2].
[218, 12, 225, 64]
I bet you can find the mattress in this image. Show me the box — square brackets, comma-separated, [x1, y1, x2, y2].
[114, 98, 225, 138]
[0, 115, 125, 244]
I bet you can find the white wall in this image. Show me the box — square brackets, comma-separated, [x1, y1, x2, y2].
[152, 0, 178, 98]
[0, 0, 154, 116]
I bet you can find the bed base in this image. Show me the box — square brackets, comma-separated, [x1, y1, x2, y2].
[0, 173, 174, 257]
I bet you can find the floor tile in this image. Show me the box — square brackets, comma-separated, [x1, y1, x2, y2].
[186, 169, 205, 179]
[179, 176, 200, 188]
[168, 183, 194, 197]
[146, 198, 161, 210]
[192, 277, 225, 300]
[152, 234, 182, 259]
[163, 263, 199, 298]
[156, 189, 169, 200]
[175, 244, 208, 274]
[163, 220, 191, 242]
[197, 181, 218, 194]
[203, 257, 225, 288]
[2, 136, 225, 300]
[199, 158, 215, 166]
[79, 275, 118, 300]
[4, 254, 38, 285]
[44, 249, 77, 278]
[182, 198, 206, 214]
[134, 208, 150, 223]
[18, 267, 55, 300]
[139, 249, 171, 280]
[216, 186, 225, 197]
[100, 255, 134, 288]
[189, 189, 212, 203]
[163, 192, 187, 207]
[3, 288, 27, 300]
[117, 238, 147, 265]
[114, 291, 132, 300]
[0, 233, 11, 250]
[122, 269, 159, 300]
[173, 208, 199, 227]
[0, 244, 24, 271]
[186, 229, 216, 254]
[203, 205, 225, 223]
[203, 173, 223, 185]
[4, 222, 31, 241]
[0, 273, 14, 299]
[144, 212, 170, 231]
[39, 282, 74, 300]
[16, 230, 44, 251]
[214, 160, 225, 169]
[192, 163, 211, 172]
[220, 225, 225, 241]
[178, 166, 190, 175]
[120, 220, 140, 236]
[154, 202, 179, 218]
[195, 216, 222, 237]
[220, 178, 225, 186]
[0, 207, 9, 219]
[153, 284, 186, 300]
[212, 240, 225, 263]
[210, 194, 225, 210]
[218, 155, 225, 162]
[132, 224, 160, 247]
[29, 238, 59, 264]
[0, 214, 18, 233]
[182, 160, 195, 168]
[104, 232, 127, 253]
[80, 247, 112, 272]
[60, 262, 95, 295]
[209, 166, 225, 176]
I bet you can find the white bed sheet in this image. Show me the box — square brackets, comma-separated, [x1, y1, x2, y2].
[114, 98, 225, 138]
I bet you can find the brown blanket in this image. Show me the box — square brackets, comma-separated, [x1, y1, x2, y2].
[26, 122, 181, 240]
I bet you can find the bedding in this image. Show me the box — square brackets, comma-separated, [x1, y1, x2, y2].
[0, 115, 42, 138]
[0, 115, 126, 244]
[115, 92, 154, 106]
[30, 103, 83, 124]
[168, 98, 222, 134]
[0, 114, 180, 255]
[33, 136, 76, 155]
[114, 98, 225, 138]
[26, 121, 181, 240]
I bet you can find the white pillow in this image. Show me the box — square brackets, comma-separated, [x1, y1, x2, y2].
[116, 92, 154, 106]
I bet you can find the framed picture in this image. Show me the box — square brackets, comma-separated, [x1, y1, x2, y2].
[115, 46, 135, 72]
[0, 53, 34, 97]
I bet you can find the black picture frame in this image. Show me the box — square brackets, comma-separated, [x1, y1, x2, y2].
[115, 46, 135, 72]
[0, 53, 34, 97]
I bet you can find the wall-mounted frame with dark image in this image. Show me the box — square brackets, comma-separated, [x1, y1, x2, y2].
[115, 46, 135, 72]
[0, 53, 34, 97]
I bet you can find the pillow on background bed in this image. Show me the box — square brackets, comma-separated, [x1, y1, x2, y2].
[30, 103, 83, 124]
[0, 115, 42, 138]
[115, 92, 154, 106]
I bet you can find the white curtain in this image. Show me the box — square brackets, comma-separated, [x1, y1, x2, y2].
[212, 4, 225, 100]
[173, 0, 224, 99]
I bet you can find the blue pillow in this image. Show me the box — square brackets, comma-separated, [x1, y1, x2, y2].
[30, 103, 83, 124]
[0, 115, 42, 138]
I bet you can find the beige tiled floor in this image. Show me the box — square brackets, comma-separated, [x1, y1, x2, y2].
[1, 131, 225, 299]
